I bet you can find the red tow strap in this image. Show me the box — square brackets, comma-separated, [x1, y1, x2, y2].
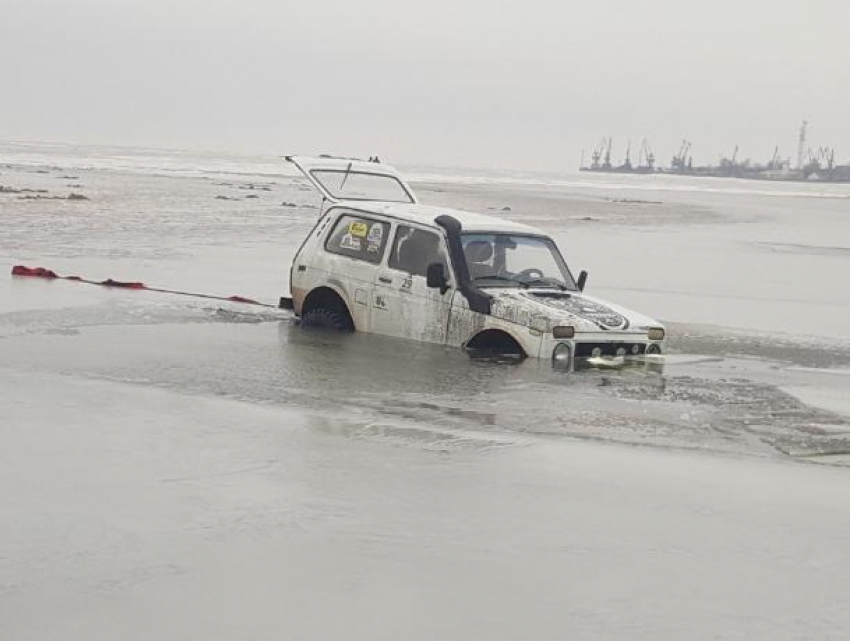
[100, 278, 146, 289]
[11, 266, 58, 278]
[11, 264, 275, 308]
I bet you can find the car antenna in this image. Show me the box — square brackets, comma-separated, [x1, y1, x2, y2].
[339, 161, 353, 191]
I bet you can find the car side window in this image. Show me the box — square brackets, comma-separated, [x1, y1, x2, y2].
[325, 214, 390, 264]
[388, 225, 445, 278]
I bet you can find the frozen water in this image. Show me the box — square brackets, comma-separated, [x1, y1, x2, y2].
[2, 141, 850, 638]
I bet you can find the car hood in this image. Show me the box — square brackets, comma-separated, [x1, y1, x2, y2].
[485, 288, 661, 333]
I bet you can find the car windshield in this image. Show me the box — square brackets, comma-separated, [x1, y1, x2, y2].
[461, 233, 577, 290]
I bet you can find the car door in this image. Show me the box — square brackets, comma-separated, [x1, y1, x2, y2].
[287, 156, 418, 204]
[371, 224, 454, 344]
[320, 211, 392, 330]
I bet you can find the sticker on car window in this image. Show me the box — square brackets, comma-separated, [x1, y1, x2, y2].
[348, 222, 369, 237]
[340, 233, 361, 250]
[366, 224, 384, 253]
[325, 214, 389, 264]
[367, 224, 383, 242]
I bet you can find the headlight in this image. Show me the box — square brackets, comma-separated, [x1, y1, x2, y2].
[552, 325, 575, 339]
[552, 342, 571, 364]
[648, 327, 665, 341]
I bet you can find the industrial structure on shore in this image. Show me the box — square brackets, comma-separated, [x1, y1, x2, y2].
[580, 122, 850, 183]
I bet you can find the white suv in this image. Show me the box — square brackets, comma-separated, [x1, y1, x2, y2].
[282, 156, 665, 369]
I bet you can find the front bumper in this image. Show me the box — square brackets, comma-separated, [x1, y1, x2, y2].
[543, 334, 665, 370]
[573, 341, 649, 358]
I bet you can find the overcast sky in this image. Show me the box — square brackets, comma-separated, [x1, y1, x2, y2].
[2, 0, 848, 170]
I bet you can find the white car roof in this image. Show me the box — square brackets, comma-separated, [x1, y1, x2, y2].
[333, 201, 545, 236]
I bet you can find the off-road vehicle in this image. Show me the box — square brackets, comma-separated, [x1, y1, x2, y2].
[283, 156, 665, 369]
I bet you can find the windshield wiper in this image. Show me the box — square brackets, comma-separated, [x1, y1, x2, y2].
[522, 277, 568, 290]
[339, 162, 353, 191]
[473, 275, 525, 287]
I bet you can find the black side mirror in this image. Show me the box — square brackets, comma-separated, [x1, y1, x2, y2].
[426, 263, 450, 294]
[577, 270, 588, 292]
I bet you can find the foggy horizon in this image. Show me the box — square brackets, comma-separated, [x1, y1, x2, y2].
[3, 0, 849, 170]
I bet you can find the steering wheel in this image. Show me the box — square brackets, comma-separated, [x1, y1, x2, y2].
[516, 268, 544, 281]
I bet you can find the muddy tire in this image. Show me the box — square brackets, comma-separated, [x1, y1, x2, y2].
[300, 307, 353, 331]
[465, 329, 526, 361]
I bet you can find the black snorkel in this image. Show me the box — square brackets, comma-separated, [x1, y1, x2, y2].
[435, 214, 492, 315]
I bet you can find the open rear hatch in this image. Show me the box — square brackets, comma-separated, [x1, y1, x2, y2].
[286, 155, 418, 204]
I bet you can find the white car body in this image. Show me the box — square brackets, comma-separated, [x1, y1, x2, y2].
[285, 156, 665, 368]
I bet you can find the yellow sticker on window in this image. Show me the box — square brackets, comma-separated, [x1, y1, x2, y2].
[348, 222, 369, 238]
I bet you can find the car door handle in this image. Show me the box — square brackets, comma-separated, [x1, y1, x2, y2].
[378, 276, 392, 284]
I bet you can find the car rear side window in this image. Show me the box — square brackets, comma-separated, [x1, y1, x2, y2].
[388, 225, 445, 277]
[325, 214, 389, 264]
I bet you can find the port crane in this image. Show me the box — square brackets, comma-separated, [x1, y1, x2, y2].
[767, 146, 781, 170]
[619, 140, 633, 170]
[637, 139, 655, 172]
[720, 145, 740, 169]
[671, 140, 692, 173]
[589, 140, 603, 169]
[602, 137, 613, 169]
[589, 137, 613, 170]
[805, 146, 836, 176]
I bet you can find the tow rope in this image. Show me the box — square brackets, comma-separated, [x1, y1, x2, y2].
[11, 265, 278, 309]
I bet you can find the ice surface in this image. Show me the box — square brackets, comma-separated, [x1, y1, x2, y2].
[2, 141, 850, 638]
[4, 370, 850, 639]
[783, 385, 850, 418]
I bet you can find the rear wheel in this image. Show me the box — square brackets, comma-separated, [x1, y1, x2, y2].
[299, 287, 355, 332]
[301, 307, 353, 331]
